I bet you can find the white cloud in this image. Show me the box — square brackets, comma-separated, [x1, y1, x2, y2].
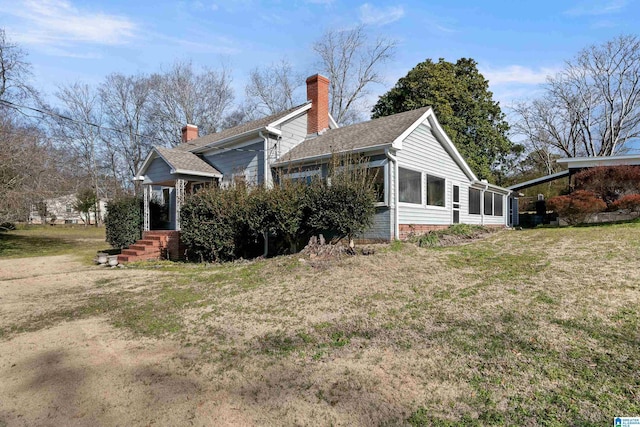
[1, 0, 137, 48]
[564, 0, 628, 16]
[359, 3, 404, 26]
[481, 65, 559, 86]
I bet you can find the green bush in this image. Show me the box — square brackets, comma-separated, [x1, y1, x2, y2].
[180, 186, 245, 262]
[180, 161, 378, 262]
[105, 196, 142, 249]
[304, 166, 377, 243]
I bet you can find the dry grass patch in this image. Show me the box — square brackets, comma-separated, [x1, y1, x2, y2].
[2, 224, 639, 425]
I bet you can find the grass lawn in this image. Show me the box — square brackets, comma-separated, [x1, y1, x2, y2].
[3, 223, 639, 425]
[0, 224, 111, 259]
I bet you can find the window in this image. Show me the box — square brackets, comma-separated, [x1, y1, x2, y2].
[426, 175, 445, 207]
[494, 193, 503, 216]
[66, 204, 72, 213]
[469, 188, 481, 214]
[484, 191, 493, 215]
[368, 166, 385, 203]
[399, 167, 422, 204]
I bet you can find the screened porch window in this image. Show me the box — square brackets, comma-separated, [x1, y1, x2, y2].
[484, 191, 493, 215]
[494, 193, 503, 216]
[469, 188, 481, 214]
[399, 167, 422, 204]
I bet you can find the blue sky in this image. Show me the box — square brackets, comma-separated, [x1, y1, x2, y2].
[0, 0, 638, 114]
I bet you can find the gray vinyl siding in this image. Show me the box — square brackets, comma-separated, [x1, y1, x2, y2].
[203, 141, 264, 185]
[143, 157, 174, 184]
[358, 207, 391, 241]
[396, 123, 470, 225]
[278, 113, 308, 160]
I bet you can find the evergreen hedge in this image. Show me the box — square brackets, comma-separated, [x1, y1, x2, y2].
[105, 196, 142, 249]
[180, 163, 377, 262]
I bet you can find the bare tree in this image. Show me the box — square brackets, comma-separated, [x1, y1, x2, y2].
[313, 25, 396, 125]
[245, 59, 304, 117]
[99, 73, 153, 194]
[0, 28, 33, 103]
[147, 61, 235, 146]
[52, 82, 104, 224]
[515, 34, 640, 160]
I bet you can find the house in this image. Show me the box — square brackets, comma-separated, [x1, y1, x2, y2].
[129, 74, 511, 261]
[29, 194, 108, 225]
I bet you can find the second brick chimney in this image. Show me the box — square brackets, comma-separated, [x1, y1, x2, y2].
[181, 124, 198, 143]
[306, 74, 330, 135]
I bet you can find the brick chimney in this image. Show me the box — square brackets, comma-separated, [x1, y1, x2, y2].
[181, 124, 198, 143]
[306, 74, 330, 135]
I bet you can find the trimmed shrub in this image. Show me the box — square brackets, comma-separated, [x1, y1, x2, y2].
[611, 194, 640, 212]
[547, 190, 606, 225]
[105, 196, 142, 249]
[180, 161, 378, 262]
[304, 167, 377, 244]
[180, 186, 247, 262]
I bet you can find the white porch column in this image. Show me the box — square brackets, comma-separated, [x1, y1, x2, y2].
[175, 179, 186, 231]
[143, 185, 150, 231]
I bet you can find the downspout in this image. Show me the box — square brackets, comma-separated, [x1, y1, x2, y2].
[385, 148, 399, 240]
[259, 130, 270, 257]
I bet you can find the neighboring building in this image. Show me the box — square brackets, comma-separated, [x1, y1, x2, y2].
[29, 194, 107, 225]
[131, 74, 511, 260]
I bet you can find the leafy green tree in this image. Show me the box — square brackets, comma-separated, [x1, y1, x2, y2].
[372, 58, 516, 181]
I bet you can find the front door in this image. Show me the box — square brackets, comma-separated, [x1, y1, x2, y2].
[452, 185, 460, 224]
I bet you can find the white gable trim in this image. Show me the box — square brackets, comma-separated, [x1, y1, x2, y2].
[426, 111, 477, 181]
[391, 108, 433, 151]
[268, 103, 312, 127]
[136, 148, 161, 177]
[328, 113, 339, 129]
[391, 108, 477, 182]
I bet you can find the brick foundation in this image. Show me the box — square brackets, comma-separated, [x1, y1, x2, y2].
[399, 224, 449, 240]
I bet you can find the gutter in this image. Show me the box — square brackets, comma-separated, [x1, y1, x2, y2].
[193, 126, 282, 154]
[385, 148, 400, 240]
[274, 143, 392, 168]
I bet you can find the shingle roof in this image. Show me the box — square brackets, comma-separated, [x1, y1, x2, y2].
[276, 107, 430, 163]
[176, 102, 310, 152]
[155, 147, 222, 176]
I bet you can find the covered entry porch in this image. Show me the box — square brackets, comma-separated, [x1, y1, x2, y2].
[122, 147, 222, 262]
[136, 146, 223, 232]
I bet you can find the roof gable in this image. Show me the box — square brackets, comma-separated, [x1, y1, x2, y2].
[277, 107, 431, 163]
[176, 102, 311, 152]
[137, 147, 222, 179]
